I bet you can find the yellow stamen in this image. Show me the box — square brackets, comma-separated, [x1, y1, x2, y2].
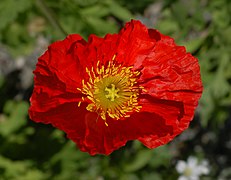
[77, 55, 143, 123]
[78, 101, 81, 107]
[105, 121, 109, 126]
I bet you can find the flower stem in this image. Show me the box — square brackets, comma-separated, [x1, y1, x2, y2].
[35, 0, 67, 37]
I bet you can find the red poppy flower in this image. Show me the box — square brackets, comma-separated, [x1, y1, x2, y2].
[29, 20, 203, 155]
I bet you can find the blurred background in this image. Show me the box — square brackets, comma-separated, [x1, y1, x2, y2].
[0, 0, 231, 179]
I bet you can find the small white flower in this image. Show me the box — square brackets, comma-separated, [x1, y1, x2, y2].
[176, 156, 210, 180]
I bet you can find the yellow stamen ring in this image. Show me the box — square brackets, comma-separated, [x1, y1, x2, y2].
[77, 55, 144, 123]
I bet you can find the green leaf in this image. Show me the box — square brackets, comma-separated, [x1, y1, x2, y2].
[143, 173, 162, 180]
[85, 17, 118, 35]
[0, 0, 32, 30]
[120, 173, 139, 180]
[211, 53, 230, 99]
[124, 149, 153, 172]
[171, 2, 188, 28]
[109, 1, 133, 21]
[148, 146, 171, 168]
[156, 19, 179, 35]
[184, 37, 205, 53]
[0, 156, 45, 180]
[0, 101, 29, 136]
[74, 0, 98, 7]
[222, 27, 231, 44]
[200, 87, 214, 127]
[80, 5, 110, 18]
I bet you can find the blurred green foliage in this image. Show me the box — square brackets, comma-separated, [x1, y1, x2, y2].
[0, 0, 231, 179]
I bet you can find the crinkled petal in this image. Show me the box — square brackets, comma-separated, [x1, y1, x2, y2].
[67, 110, 173, 155]
[73, 33, 119, 72]
[116, 20, 159, 68]
[137, 32, 202, 148]
[29, 102, 87, 129]
[37, 34, 86, 90]
[29, 34, 85, 115]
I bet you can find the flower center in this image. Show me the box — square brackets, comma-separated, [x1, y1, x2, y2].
[105, 84, 120, 101]
[183, 167, 193, 177]
[77, 55, 144, 125]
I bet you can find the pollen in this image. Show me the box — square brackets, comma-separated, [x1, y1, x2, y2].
[77, 55, 143, 123]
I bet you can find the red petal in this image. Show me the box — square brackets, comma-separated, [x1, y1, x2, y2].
[72, 20, 160, 71]
[37, 34, 86, 91]
[29, 34, 84, 117]
[67, 110, 173, 155]
[72, 33, 120, 72]
[30, 100, 173, 155]
[137, 32, 203, 148]
[29, 102, 87, 135]
[140, 95, 184, 126]
[115, 20, 159, 68]
[138, 95, 183, 148]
